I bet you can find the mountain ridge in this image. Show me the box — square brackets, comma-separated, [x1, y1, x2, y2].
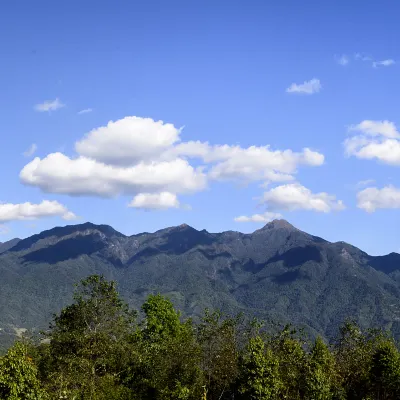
[1, 219, 400, 349]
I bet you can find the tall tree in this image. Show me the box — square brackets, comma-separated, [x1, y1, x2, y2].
[123, 294, 202, 399]
[239, 335, 282, 399]
[369, 340, 400, 400]
[46, 275, 136, 399]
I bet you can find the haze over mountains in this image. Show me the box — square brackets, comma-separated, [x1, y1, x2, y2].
[1, 219, 400, 347]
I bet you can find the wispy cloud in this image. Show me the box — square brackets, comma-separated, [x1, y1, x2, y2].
[354, 53, 395, 68]
[23, 143, 37, 157]
[78, 108, 93, 115]
[354, 53, 372, 62]
[335, 54, 349, 66]
[34, 98, 65, 112]
[372, 59, 396, 68]
[356, 179, 376, 189]
[286, 78, 321, 94]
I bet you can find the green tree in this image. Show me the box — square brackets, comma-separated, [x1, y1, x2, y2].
[197, 310, 242, 399]
[239, 335, 282, 399]
[369, 340, 400, 400]
[46, 275, 136, 399]
[269, 326, 307, 400]
[123, 294, 202, 399]
[334, 321, 388, 399]
[0, 341, 48, 400]
[304, 337, 338, 400]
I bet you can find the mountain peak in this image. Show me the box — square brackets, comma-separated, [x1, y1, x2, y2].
[261, 219, 298, 231]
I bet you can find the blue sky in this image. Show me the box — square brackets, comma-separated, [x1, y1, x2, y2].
[1, 0, 400, 255]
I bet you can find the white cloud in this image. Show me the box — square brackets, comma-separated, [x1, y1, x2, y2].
[23, 143, 37, 157]
[357, 186, 400, 212]
[372, 59, 395, 68]
[129, 192, 180, 210]
[0, 200, 77, 222]
[20, 116, 325, 211]
[76, 116, 182, 166]
[344, 120, 400, 165]
[34, 98, 65, 112]
[335, 54, 349, 66]
[234, 211, 282, 223]
[261, 183, 345, 212]
[169, 142, 324, 182]
[78, 108, 93, 115]
[356, 179, 376, 189]
[354, 53, 395, 68]
[286, 78, 321, 94]
[348, 120, 399, 138]
[20, 153, 206, 197]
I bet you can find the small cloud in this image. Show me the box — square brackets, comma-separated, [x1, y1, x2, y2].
[128, 192, 181, 210]
[234, 211, 282, 223]
[23, 143, 37, 157]
[357, 185, 400, 212]
[372, 59, 395, 68]
[335, 54, 349, 66]
[354, 53, 372, 62]
[0, 200, 76, 222]
[286, 78, 321, 94]
[78, 108, 93, 115]
[34, 98, 65, 112]
[261, 183, 345, 212]
[356, 179, 376, 189]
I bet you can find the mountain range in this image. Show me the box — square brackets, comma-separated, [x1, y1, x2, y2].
[1, 219, 400, 348]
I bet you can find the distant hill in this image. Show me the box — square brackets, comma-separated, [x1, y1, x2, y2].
[1, 219, 400, 348]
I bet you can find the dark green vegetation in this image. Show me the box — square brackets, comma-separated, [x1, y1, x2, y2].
[2, 275, 400, 399]
[1, 219, 400, 350]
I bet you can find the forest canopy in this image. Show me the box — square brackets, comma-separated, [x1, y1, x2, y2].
[1, 275, 400, 400]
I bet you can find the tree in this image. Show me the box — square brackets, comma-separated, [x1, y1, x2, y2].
[304, 337, 338, 400]
[0, 341, 48, 400]
[239, 335, 282, 399]
[334, 321, 389, 399]
[269, 326, 307, 400]
[123, 294, 202, 399]
[46, 275, 136, 399]
[197, 310, 242, 399]
[369, 340, 400, 399]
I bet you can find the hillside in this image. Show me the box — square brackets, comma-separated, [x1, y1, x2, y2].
[1, 219, 400, 346]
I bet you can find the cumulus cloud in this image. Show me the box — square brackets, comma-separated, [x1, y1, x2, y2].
[23, 143, 37, 157]
[286, 78, 321, 94]
[357, 186, 400, 212]
[261, 183, 345, 212]
[372, 59, 395, 68]
[76, 116, 181, 166]
[344, 120, 400, 165]
[78, 108, 93, 115]
[348, 120, 399, 138]
[129, 192, 180, 210]
[20, 116, 325, 210]
[20, 153, 206, 197]
[0, 200, 77, 222]
[234, 211, 282, 223]
[335, 54, 349, 66]
[34, 98, 65, 112]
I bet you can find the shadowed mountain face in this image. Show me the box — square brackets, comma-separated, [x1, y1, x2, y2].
[1, 219, 400, 347]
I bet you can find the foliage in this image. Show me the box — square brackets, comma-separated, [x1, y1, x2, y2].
[0, 341, 48, 399]
[3, 275, 400, 400]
